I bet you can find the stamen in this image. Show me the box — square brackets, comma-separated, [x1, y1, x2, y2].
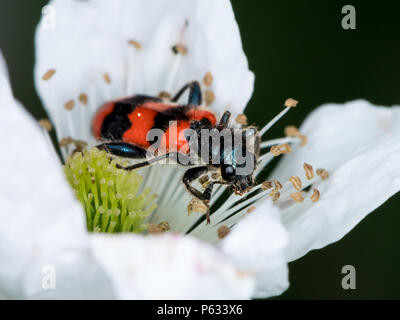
[78, 93, 88, 106]
[217, 225, 230, 239]
[158, 91, 172, 100]
[187, 198, 208, 215]
[270, 143, 292, 156]
[235, 114, 248, 126]
[59, 137, 74, 147]
[284, 98, 299, 108]
[260, 98, 298, 136]
[158, 221, 170, 231]
[42, 69, 56, 81]
[303, 162, 314, 180]
[102, 73, 111, 84]
[285, 125, 308, 146]
[199, 175, 210, 185]
[260, 136, 299, 149]
[172, 44, 188, 55]
[203, 71, 213, 87]
[269, 189, 280, 201]
[149, 221, 170, 233]
[316, 168, 329, 180]
[166, 21, 189, 92]
[289, 176, 302, 191]
[64, 100, 75, 111]
[211, 172, 220, 180]
[311, 188, 320, 202]
[38, 119, 52, 131]
[261, 180, 273, 190]
[128, 39, 142, 50]
[204, 90, 215, 106]
[274, 180, 283, 190]
[247, 206, 256, 213]
[290, 192, 304, 203]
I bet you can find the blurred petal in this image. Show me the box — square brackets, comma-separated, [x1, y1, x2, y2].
[0, 52, 113, 299]
[90, 233, 255, 299]
[271, 100, 400, 261]
[35, 0, 254, 143]
[220, 199, 289, 298]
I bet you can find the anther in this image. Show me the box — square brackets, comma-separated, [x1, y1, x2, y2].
[128, 39, 142, 50]
[236, 114, 248, 126]
[284, 125, 307, 146]
[64, 100, 75, 111]
[303, 162, 314, 180]
[158, 91, 172, 100]
[284, 98, 299, 108]
[280, 143, 292, 154]
[78, 93, 88, 105]
[42, 69, 56, 81]
[172, 44, 188, 55]
[291, 192, 304, 203]
[211, 172, 220, 180]
[217, 225, 230, 239]
[158, 221, 170, 231]
[274, 180, 283, 190]
[289, 176, 302, 191]
[187, 198, 208, 215]
[203, 71, 213, 87]
[247, 206, 256, 213]
[59, 137, 74, 147]
[38, 119, 52, 131]
[270, 144, 292, 156]
[311, 188, 320, 202]
[148, 222, 169, 234]
[316, 168, 329, 180]
[148, 224, 162, 234]
[102, 73, 111, 84]
[199, 175, 210, 184]
[270, 145, 281, 156]
[261, 180, 273, 190]
[269, 189, 280, 201]
[204, 90, 215, 106]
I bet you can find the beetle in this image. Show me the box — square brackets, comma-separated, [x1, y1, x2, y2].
[93, 81, 260, 223]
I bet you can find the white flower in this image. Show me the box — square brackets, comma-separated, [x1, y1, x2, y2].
[0, 0, 399, 300]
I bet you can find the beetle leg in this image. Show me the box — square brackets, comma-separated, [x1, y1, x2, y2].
[116, 152, 193, 170]
[217, 111, 231, 129]
[96, 142, 147, 159]
[183, 166, 217, 223]
[171, 81, 202, 106]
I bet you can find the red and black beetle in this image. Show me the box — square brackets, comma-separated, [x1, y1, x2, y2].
[93, 81, 260, 222]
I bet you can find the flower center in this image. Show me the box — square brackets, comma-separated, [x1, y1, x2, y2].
[64, 147, 157, 233]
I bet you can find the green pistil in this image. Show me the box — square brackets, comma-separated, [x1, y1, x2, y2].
[64, 147, 157, 233]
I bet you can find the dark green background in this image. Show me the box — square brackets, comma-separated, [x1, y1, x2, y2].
[1, 0, 399, 299]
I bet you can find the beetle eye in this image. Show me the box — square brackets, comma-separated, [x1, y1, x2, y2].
[223, 165, 235, 176]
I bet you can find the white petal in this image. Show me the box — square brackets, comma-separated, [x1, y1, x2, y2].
[273, 100, 400, 180]
[219, 199, 289, 298]
[90, 233, 255, 299]
[35, 0, 254, 143]
[0, 53, 8, 81]
[278, 105, 400, 260]
[0, 53, 113, 299]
